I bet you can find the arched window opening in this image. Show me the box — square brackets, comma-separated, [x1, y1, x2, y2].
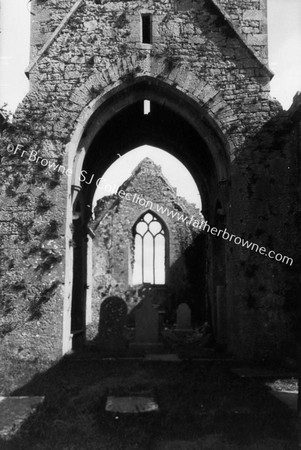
[132, 212, 166, 285]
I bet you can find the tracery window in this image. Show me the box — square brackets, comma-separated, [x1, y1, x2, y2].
[132, 212, 166, 285]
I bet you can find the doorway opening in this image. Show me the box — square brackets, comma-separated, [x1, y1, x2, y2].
[66, 78, 229, 352]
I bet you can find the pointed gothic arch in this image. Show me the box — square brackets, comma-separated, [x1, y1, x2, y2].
[63, 76, 230, 353]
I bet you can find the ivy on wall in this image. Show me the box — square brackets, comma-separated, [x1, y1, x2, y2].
[0, 101, 65, 339]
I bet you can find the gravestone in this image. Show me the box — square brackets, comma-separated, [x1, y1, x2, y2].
[176, 303, 192, 330]
[98, 296, 127, 352]
[135, 297, 159, 343]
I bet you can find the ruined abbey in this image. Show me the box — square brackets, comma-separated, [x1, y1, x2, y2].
[0, 0, 300, 363]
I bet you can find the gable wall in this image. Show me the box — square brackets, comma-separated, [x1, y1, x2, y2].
[217, 0, 268, 64]
[90, 162, 205, 338]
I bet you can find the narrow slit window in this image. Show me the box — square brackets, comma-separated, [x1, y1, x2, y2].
[144, 100, 151, 115]
[142, 14, 152, 44]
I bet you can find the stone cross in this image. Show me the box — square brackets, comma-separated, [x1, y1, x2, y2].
[176, 303, 192, 330]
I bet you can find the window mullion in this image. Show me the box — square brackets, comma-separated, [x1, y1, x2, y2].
[142, 235, 144, 283]
[153, 235, 156, 284]
[133, 213, 166, 286]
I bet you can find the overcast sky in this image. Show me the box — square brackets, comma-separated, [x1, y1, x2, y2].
[0, 0, 300, 206]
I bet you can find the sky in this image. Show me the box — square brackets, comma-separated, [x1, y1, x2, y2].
[0, 0, 300, 112]
[268, 0, 301, 108]
[0, 0, 300, 205]
[93, 146, 202, 208]
[0, 0, 30, 113]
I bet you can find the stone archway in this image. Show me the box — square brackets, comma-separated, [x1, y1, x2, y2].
[63, 75, 231, 353]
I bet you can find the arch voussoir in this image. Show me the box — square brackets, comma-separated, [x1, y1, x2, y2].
[69, 54, 237, 139]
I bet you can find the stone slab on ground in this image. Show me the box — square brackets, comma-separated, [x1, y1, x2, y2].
[231, 368, 297, 378]
[105, 396, 159, 413]
[0, 396, 44, 438]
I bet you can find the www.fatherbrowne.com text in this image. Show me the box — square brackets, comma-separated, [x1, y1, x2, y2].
[6, 144, 293, 266]
[116, 189, 293, 266]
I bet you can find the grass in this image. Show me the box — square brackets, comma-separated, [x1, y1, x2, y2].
[0, 350, 298, 449]
[0, 355, 48, 396]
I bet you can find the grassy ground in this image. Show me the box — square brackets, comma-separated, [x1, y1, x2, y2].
[0, 350, 298, 449]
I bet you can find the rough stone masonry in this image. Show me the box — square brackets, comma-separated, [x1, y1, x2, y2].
[0, 0, 300, 363]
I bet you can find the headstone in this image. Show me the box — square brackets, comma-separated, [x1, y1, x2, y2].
[135, 297, 159, 343]
[98, 296, 127, 352]
[176, 303, 192, 330]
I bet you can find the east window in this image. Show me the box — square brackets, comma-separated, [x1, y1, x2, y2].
[132, 211, 166, 285]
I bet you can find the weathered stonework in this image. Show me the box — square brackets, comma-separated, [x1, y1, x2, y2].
[0, 0, 299, 362]
[88, 158, 206, 339]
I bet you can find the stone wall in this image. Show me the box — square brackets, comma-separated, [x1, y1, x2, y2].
[227, 96, 301, 359]
[217, 0, 268, 64]
[22, 0, 276, 164]
[88, 158, 206, 338]
[0, 0, 299, 361]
